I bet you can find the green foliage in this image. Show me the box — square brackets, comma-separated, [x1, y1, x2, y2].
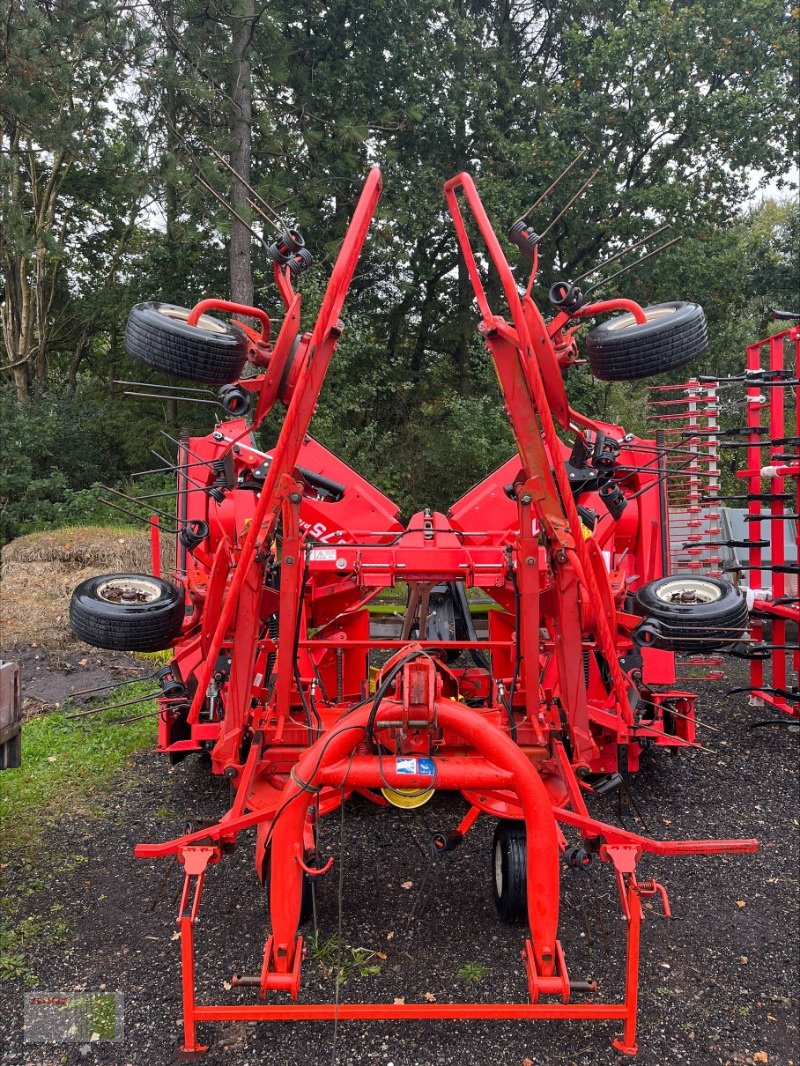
[457, 961, 490, 983]
[0, 0, 797, 525]
[0, 684, 158, 857]
[306, 931, 382, 984]
[0, 687, 156, 984]
[0, 385, 131, 542]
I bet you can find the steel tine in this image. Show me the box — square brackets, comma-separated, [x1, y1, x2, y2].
[247, 196, 283, 232]
[98, 484, 178, 523]
[68, 672, 158, 698]
[572, 225, 671, 284]
[160, 430, 216, 471]
[124, 390, 222, 406]
[95, 496, 180, 535]
[66, 691, 163, 719]
[583, 236, 682, 296]
[519, 149, 587, 221]
[165, 120, 274, 236]
[148, 449, 209, 491]
[193, 172, 269, 249]
[111, 710, 164, 725]
[113, 379, 215, 395]
[537, 167, 601, 242]
[123, 486, 210, 502]
[207, 145, 288, 233]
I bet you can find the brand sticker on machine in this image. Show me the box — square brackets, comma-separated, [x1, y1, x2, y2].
[395, 757, 435, 776]
[310, 548, 337, 561]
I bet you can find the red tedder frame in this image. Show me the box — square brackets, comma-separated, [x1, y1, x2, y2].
[131, 169, 758, 1057]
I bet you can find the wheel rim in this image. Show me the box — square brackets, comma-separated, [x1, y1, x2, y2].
[494, 842, 503, 897]
[156, 306, 228, 334]
[654, 578, 722, 606]
[96, 577, 163, 606]
[606, 305, 677, 332]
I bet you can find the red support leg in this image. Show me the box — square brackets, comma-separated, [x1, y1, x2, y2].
[176, 848, 217, 1057]
[613, 873, 643, 1057]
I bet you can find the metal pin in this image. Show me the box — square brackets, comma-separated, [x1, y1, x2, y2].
[94, 496, 180, 535]
[67, 672, 158, 698]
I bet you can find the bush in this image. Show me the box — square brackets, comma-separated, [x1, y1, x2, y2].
[0, 385, 132, 544]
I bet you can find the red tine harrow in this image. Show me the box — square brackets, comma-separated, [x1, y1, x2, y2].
[735, 327, 799, 718]
[70, 168, 760, 1056]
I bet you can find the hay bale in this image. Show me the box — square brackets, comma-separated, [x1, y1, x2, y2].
[0, 527, 173, 650]
[1, 526, 155, 572]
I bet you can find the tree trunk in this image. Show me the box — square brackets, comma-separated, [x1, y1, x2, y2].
[453, 2, 471, 396]
[229, 1, 254, 308]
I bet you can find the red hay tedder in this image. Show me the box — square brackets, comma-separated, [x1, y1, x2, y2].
[69, 167, 760, 1056]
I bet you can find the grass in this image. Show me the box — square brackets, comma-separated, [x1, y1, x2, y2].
[457, 961, 490, 983]
[0, 684, 158, 982]
[0, 683, 158, 855]
[307, 931, 383, 985]
[0, 911, 69, 983]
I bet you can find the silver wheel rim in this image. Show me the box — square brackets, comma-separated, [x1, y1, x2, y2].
[606, 305, 677, 332]
[156, 306, 228, 334]
[654, 578, 722, 606]
[494, 843, 503, 897]
[96, 577, 163, 606]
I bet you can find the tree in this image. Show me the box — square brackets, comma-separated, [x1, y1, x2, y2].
[0, 0, 148, 400]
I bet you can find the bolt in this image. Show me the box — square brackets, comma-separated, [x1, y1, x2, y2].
[336, 558, 347, 570]
[213, 431, 224, 440]
[285, 556, 295, 565]
[526, 557, 535, 566]
[554, 548, 567, 564]
[290, 492, 302, 503]
[233, 444, 241, 454]
[520, 494, 532, 505]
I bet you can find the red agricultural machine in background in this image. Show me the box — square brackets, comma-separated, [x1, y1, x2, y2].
[70, 166, 760, 1056]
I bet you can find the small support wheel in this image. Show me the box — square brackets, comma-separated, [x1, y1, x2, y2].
[585, 301, 708, 381]
[633, 576, 749, 651]
[70, 573, 185, 652]
[492, 820, 527, 924]
[125, 302, 248, 385]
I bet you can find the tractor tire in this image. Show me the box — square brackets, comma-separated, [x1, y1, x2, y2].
[124, 302, 248, 385]
[492, 820, 527, 924]
[633, 576, 749, 652]
[70, 573, 185, 652]
[585, 301, 708, 382]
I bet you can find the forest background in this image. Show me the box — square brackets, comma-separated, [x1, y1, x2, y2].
[1, 0, 797, 545]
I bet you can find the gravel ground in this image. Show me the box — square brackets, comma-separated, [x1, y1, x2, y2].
[1, 658, 797, 1066]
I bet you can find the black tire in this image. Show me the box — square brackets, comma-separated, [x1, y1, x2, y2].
[585, 301, 708, 382]
[633, 576, 749, 652]
[70, 573, 184, 652]
[492, 820, 527, 924]
[124, 302, 248, 385]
